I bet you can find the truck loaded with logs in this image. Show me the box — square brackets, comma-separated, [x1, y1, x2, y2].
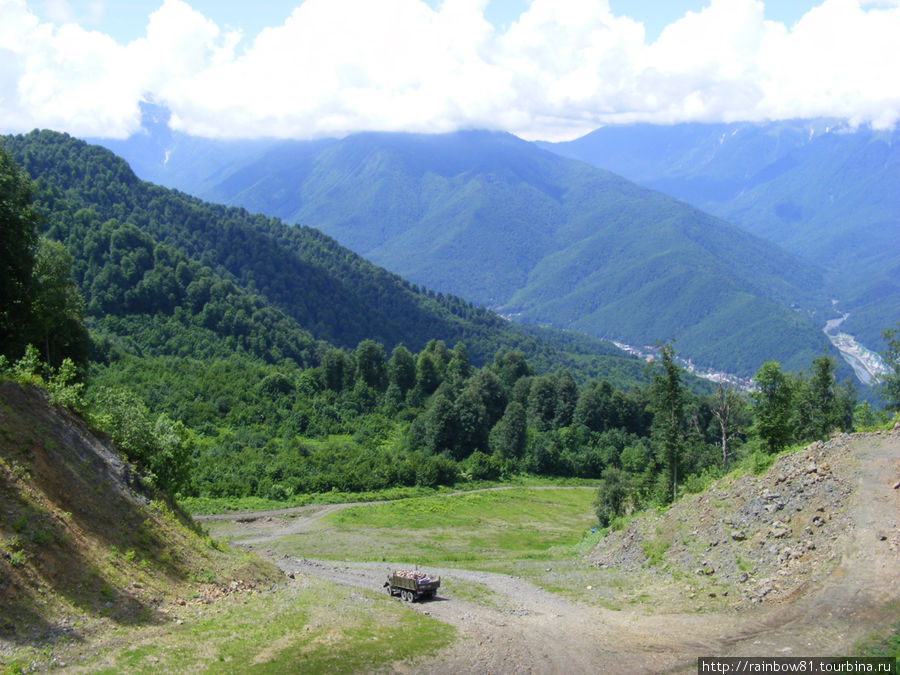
[384, 570, 441, 602]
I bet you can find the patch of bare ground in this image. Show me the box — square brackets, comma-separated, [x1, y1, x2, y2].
[239, 429, 899, 673]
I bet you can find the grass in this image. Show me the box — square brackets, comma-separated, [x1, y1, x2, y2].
[253, 488, 599, 569]
[640, 538, 672, 567]
[440, 577, 514, 611]
[180, 476, 599, 515]
[76, 577, 455, 674]
[853, 603, 900, 664]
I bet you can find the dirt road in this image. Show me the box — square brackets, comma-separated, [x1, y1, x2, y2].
[208, 432, 900, 673]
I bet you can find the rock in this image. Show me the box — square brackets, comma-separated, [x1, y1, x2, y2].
[892, 480, 900, 490]
[806, 463, 818, 474]
[771, 526, 790, 539]
[731, 530, 747, 541]
[704, 566, 715, 576]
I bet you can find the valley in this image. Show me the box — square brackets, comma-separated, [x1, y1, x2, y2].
[3, 4, 899, 673]
[198, 430, 900, 672]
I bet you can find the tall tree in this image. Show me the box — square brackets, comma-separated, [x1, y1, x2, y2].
[0, 146, 39, 358]
[30, 238, 88, 366]
[796, 354, 839, 441]
[388, 344, 417, 395]
[527, 375, 558, 432]
[489, 401, 527, 459]
[751, 360, 796, 453]
[711, 381, 739, 470]
[554, 370, 578, 428]
[354, 339, 387, 391]
[649, 344, 685, 503]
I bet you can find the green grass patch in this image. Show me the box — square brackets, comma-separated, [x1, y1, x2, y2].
[85, 578, 454, 674]
[640, 538, 671, 567]
[250, 487, 598, 569]
[440, 577, 513, 610]
[853, 613, 900, 662]
[181, 477, 599, 515]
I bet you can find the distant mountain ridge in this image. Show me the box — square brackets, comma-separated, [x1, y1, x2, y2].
[98, 120, 836, 376]
[540, 119, 900, 350]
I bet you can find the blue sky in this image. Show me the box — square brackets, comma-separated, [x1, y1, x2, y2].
[4, 0, 899, 140]
[31, 0, 824, 44]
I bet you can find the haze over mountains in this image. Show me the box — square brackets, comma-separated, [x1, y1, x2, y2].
[92, 108, 852, 379]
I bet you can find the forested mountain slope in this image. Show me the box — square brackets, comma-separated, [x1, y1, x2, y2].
[102, 126, 835, 376]
[541, 120, 900, 348]
[1, 130, 640, 381]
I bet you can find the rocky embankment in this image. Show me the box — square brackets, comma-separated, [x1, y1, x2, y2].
[591, 430, 900, 606]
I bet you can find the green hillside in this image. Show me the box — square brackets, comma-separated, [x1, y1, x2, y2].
[2, 130, 642, 382]
[542, 120, 900, 350]
[183, 130, 833, 375]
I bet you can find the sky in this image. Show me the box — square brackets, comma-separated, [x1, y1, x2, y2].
[1, 0, 899, 141]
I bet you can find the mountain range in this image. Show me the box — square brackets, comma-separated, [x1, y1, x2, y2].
[94, 110, 841, 377]
[540, 119, 900, 350]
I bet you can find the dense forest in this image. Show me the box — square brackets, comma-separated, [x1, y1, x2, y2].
[2, 132, 898, 524]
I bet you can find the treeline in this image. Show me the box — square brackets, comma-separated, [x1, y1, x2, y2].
[86, 333, 877, 522]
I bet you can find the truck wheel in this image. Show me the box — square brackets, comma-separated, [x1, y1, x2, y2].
[386, 585, 393, 596]
[401, 590, 409, 602]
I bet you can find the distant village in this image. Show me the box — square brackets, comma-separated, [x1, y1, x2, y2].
[611, 342, 754, 391]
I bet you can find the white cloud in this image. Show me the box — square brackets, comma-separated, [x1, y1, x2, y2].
[0, 0, 898, 140]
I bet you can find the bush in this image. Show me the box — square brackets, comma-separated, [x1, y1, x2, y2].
[747, 448, 775, 475]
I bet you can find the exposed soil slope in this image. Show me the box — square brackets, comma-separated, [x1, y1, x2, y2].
[0, 381, 278, 667]
[226, 430, 900, 673]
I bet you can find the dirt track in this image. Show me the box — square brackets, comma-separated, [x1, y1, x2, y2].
[209, 432, 900, 673]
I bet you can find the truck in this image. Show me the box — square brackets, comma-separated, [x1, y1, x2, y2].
[384, 570, 441, 602]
